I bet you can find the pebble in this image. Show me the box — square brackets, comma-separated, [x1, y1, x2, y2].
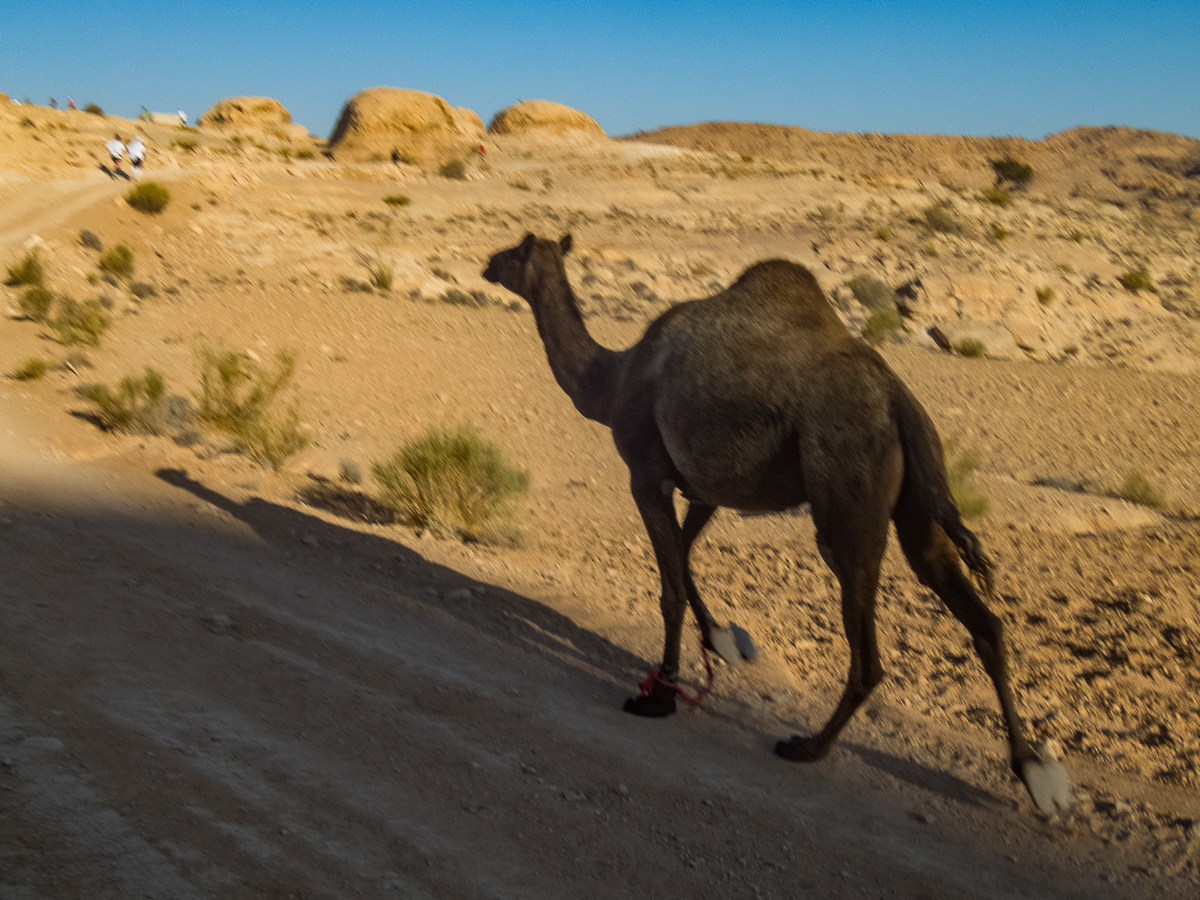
[20, 736, 65, 753]
[444, 588, 474, 603]
[301, 534, 319, 548]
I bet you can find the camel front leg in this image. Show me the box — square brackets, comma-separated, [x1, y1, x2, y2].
[623, 482, 689, 717]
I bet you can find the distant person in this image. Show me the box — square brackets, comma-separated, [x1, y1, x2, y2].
[49, 97, 57, 110]
[478, 144, 487, 159]
[391, 147, 400, 165]
[139, 106, 151, 122]
[178, 108, 187, 127]
[67, 97, 76, 110]
[127, 136, 146, 176]
[105, 133, 125, 176]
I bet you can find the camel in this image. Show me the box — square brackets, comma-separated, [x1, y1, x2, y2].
[483, 233, 1070, 814]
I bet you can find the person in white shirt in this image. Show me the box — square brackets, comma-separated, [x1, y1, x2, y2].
[105, 134, 125, 175]
[127, 136, 146, 176]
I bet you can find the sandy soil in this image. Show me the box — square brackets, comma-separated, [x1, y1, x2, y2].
[2, 105, 1199, 898]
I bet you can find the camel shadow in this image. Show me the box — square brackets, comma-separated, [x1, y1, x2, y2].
[154, 466, 1013, 811]
[154, 467, 643, 690]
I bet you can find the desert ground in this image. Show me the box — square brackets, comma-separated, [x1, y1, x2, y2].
[2, 98, 1200, 898]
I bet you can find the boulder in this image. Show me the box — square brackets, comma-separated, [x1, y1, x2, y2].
[328, 87, 484, 164]
[199, 96, 307, 140]
[487, 100, 605, 138]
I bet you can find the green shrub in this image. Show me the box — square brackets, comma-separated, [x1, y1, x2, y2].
[1036, 287, 1055, 306]
[126, 182, 171, 214]
[508, 179, 532, 192]
[382, 194, 411, 206]
[83, 103, 104, 116]
[370, 263, 393, 291]
[992, 224, 1012, 241]
[295, 148, 314, 160]
[1116, 471, 1164, 508]
[439, 288, 490, 308]
[944, 439, 989, 518]
[846, 275, 895, 310]
[80, 229, 103, 251]
[48, 297, 111, 346]
[372, 424, 529, 541]
[922, 202, 963, 235]
[98, 243, 134, 279]
[861, 308, 901, 344]
[12, 357, 51, 380]
[990, 157, 1034, 186]
[18, 286, 54, 322]
[438, 159, 467, 180]
[1119, 267, 1153, 293]
[130, 282, 157, 299]
[234, 405, 309, 471]
[981, 185, 1012, 207]
[874, 226, 892, 241]
[5, 249, 45, 286]
[172, 137, 198, 152]
[80, 368, 166, 432]
[956, 338, 987, 358]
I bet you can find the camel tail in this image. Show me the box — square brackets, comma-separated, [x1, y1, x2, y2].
[892, 384, 995, 594]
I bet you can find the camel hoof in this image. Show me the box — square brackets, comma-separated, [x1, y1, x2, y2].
[708, 627, 743, 667]
[774, 735, 826, 763]
[623, 682, 677, 717]
[731, 624, 758, 661]
[1018, 756, 1072, 815]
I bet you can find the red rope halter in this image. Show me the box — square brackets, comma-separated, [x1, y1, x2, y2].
[636, 641, 715, 707]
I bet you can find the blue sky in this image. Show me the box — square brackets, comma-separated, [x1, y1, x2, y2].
[3, 1, 1198, 140]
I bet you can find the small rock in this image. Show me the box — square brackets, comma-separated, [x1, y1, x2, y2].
[301, 534, 319, 548]
[444, 588, 474, 603]
[20, 736, 65, 753]
[614, 783, 629, 797]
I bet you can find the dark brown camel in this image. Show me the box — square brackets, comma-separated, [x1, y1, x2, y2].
[483, 233, 1070, 814]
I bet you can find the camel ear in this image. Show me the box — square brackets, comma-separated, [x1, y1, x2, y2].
[560, 234, 573, 256]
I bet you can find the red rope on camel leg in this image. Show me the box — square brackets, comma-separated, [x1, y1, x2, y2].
[638, 640, 715, 707]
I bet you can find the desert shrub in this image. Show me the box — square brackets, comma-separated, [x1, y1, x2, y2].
[370, 263, 393, 291]
[12, 357, 51, 380]
[194, 347, 309, 470]
[956, 338, 987, 358]
[508, 179, 532, 192]
[129, 282, 158, 299]
[1116, 471, 1164, 508]
[438, 159, 467, 180]
[339, 459, 363, 485]
[382, 194, 411, 206]
[1036, 287, 1055, 306]
[944, 439, 989, 518]
[80, 229, 103, 251]
[992, 224, 1012, 241]
[861, 308, 901, 344]
[83, 103, 104, 116]
[921, 202, 963, 235]
[990, 157, 1034, 186]
[126, 182, 170, 214]
[5, 249, 45, 286]
[17, 286, 54, 322]
[48, 297, 111, 346]
[874, 226, 892, 241]
[172, 138, 197, 152]
[981, 185, 1012, 207]
[1119, 267, 1154, 293]
[373, 424, 529, 541]
[80, 368, 166, 432]
[845, 274, 895, 310]
[295, 148, 314, 160]
[1068, 230, 1087, 243]
[20, 117, 35, 128]
[234, 406, 310, 471]
[439, 288, 490, 308]
[98, 243, 134, 279]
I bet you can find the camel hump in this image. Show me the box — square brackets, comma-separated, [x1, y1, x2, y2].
[727, 260, 842, 327]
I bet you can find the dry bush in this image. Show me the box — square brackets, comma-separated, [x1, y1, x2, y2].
[1119, 267, 1154, 293]
[845, 274, 895, 310]
[944, 438, 989, 518]
[1116, 471, 1165, 509]
[438, 159, 467, 180]
[5, 249, 45, 287]
[126, 182, 171, 214]
[17, 286, 54, 322]
[382, 194, 411, 206]
[861, 308, 901, 344]
[956, 338, 987, 358]
[48, 297, 111, 346]
[373, 425, 529, 541]
[194, 347, 309, 470]
[12, 357, 51, 381]
[98, 244, 134, 279]
[79, 368, 191, 435]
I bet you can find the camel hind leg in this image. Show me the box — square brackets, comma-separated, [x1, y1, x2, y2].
[892, 490, 1071, 813]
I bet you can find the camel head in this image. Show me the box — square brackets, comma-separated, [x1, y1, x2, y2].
[483, 233, 573, 299]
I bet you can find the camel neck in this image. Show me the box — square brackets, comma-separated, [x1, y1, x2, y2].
[527, 265, 620, 426]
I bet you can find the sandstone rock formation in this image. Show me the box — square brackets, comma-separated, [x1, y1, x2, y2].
[328, 87, 484, 164]
[487, 100, 605, 139]
[199, 96, 308, 140]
